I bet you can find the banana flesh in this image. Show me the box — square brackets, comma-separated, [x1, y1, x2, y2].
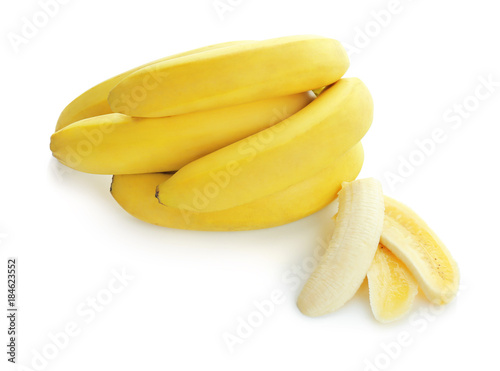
[367, 244, 418, 323]
[380, 196, 460, 304]
[108, 35, 349, 117]
[297, 178, 385, 317]
[110, 143, 364, 231]
[156, 78, 373, 213]
[50, 92, 314, 174]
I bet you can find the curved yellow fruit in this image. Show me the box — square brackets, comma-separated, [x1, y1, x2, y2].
[367, 244, 418, 323]
[297, 178, 385, 317]
[50, 92, 314, 174]
[55, 41, 250, 131]
[108, 35, 349, 117]
[156, 78, 373, 213]
[110, 143, 364, 231]
[380, 196, 460, 304]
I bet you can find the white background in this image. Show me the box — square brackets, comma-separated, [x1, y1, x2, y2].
[1, 0, 499, 370]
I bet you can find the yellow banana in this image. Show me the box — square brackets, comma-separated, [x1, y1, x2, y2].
[380, 196, 460, 304]
[367, 244, 418, 323]
[110, 143, 364, 231]
[156, 78, 373, 213]
[108, 35, 349, 117]
[50, 92, 314, 174]
[297, 178, 385, 317]
[55, 41, 249, 131]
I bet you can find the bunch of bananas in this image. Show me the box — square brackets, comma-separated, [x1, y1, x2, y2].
[50, 35, 373, 231]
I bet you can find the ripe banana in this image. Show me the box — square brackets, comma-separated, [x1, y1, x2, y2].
[367, 244, 418, 323]
[108, 35, 349, 117]
[297, 178, 385, 317]
[110, 143, 364, 231]
[55, 41, 249, 131]
[156, 78, 373, 213]
[50, 92, 314, 174]
[380, 196, 460, 304]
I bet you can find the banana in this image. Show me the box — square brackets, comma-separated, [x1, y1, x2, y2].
[50, 92, 314, 174]
[156, 78, 373, 213]
[108, 35, 349, 117]
[297, 178, 385, 317]
[55, 41, 249, 131]
[110, 143, 364, 231]
[367, 244, 418, 323]
[380, 196, 460, 304]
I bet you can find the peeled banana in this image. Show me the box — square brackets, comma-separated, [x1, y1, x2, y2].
[367, 244, 418, 323]
[156, 78, 373, 213]
[50, 92, 314, 174]
[110, 143, 364, 231]
[380, 196, 460, 304]
[55, 41, 249, 131]
[297, 178, 385, 317]
[108, 35, 349, 117]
